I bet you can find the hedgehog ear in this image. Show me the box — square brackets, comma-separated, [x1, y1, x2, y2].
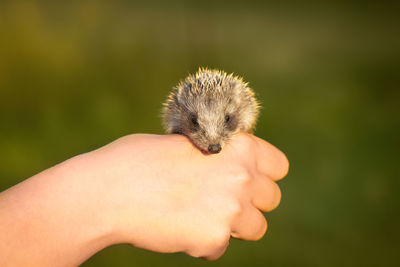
[170, 114, 184, 134]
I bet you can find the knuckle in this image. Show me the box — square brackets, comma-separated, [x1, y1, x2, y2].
[233, 133, 255, 152]
[226, 200, 242, 218]
[230, 166, 252, 186]
[259, 181, 282, 212]
[251, 216, 268, 241]
[279, 153, 290, 178]
[208, 228, 230, 253]
[191, 228, 230, 258]
[214, 228, 231, 246]
[271, 183, 282, 209]
[273, 149, 290, 180]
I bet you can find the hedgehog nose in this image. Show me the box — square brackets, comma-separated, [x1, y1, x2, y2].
[208, 144, 221, 154]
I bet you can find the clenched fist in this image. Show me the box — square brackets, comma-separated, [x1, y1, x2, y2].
[0, 133, 288, 266]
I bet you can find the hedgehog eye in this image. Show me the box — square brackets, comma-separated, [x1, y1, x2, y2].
[191, 115, 199, 126]
[225, 114, 237, 131]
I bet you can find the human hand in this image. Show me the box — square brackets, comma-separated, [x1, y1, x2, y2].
[82, 133, 289, 260]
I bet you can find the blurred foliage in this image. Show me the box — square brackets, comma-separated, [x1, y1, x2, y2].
[0, 0, 399, 266]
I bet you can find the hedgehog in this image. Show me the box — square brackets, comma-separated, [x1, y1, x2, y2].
[162, 68, 260, 154]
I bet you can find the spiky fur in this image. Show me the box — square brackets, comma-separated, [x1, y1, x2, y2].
[162, 68, 260, 153]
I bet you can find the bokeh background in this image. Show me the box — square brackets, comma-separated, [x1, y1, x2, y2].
[1, 1, 399, 266]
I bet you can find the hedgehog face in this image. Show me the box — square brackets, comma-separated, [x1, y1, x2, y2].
[181, 95, 240, 154]
[162, 68, 259, 154]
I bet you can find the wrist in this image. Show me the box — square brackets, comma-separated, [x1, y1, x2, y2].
[57, 153, 122, 259]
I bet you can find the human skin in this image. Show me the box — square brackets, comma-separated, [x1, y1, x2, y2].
[0, 133, 288, 266]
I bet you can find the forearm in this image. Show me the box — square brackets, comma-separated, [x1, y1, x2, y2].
[0, 154, 115, 267]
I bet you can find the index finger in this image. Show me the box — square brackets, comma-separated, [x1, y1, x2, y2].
[252, 135, 289, 181]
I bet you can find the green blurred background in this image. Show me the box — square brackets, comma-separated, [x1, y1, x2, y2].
[1, 0, 399, 266]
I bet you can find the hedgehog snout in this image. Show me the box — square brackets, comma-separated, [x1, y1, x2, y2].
[208, 143, 221, 154]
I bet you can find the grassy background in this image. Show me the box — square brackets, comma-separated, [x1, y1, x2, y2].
[0, 1, 399, 266]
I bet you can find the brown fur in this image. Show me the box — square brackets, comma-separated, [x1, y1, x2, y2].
[162, 68, 260, 153]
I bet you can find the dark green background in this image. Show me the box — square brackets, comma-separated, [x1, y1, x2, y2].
[1, 1, 399, 266]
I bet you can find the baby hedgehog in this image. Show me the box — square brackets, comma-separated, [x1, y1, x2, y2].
[162, 68, 260, 154]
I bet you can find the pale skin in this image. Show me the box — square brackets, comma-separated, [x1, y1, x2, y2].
[0, 133, 289, 266]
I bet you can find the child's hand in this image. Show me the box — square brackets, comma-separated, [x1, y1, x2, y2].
[87, 133, 289, 260]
